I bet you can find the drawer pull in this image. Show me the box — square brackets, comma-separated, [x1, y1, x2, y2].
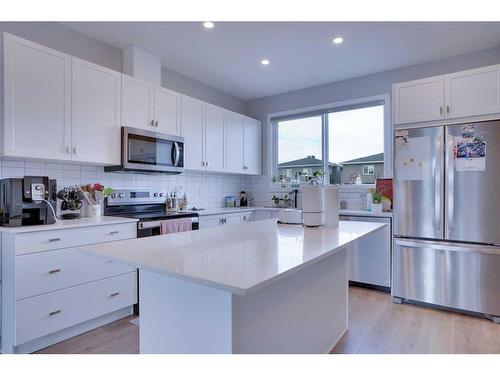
[48, 268, 61, 274]
[48, 237, 61, 242]
[49, 309, 61, 316]
[109, 231, 119, 235]
[110, 292, 120, 297]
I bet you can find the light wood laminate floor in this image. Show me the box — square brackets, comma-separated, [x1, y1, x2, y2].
[36, 287, 500, 354]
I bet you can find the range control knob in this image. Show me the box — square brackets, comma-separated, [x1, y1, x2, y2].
[110, 193, 117, 199]
[153, 192, 158, 197]
[118, 193, 125, 198]
[159, 193, 163, 197]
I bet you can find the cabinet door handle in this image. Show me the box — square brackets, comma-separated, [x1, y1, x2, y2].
[48, 268, 61, 274]
[206, 161, 209, 167]
[110, 292, 120, 297]
[109, 230, 119, 235]
[439, 106, 443, 115]
[151, 120, 155, 127]
[155, 120, 159, 127]
[49, 237, 61, 242]
[65, 146, 71, 154]
[73, 147, 77, 154]
[446, 105, 450, 114]
[49, 309, 61, 316]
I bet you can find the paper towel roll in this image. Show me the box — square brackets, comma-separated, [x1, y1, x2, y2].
[300, 185, 323, 226]
[323, 186, 339, 227]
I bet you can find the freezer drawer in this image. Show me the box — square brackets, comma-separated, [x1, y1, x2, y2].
[393, 239, 500, 317]
[340, 216, 391, 288]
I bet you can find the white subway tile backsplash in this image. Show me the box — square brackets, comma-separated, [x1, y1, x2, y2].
[2, 160, 25, 168]
[0, 159, 252, 209]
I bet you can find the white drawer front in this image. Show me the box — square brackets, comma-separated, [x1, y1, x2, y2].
[15, 272, 137, 345]
[15, 248, 135, 300]
[14, 223, 136, 255]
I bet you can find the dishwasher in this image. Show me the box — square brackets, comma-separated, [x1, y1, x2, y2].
[340, 215, 391, 289]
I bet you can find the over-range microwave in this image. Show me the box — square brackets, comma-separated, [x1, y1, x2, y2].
[105, 127, 184, 174]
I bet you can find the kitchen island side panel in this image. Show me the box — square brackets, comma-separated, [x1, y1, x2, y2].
[231, 248, 348, 354]
[139, 270, 233, 354]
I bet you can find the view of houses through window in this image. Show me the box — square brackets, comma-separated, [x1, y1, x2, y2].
[276, 104, 385, 185]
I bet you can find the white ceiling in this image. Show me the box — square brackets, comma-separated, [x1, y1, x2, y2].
[62, 22, 500, 100]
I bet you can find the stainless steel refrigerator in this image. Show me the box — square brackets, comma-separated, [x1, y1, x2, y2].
[393, 121, 500, 322]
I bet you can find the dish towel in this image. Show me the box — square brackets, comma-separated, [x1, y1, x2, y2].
[160, 218, 193, 235]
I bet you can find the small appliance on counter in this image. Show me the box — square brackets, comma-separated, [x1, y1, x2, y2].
[239, 191, 248, 207]
[57, 186, 82, 219]
[0, 176, 57, 227]
[278, 208, 302, 225]
[300, 183, 323, 227]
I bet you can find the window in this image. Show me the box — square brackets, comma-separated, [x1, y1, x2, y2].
[271, 96, 390, 186]
[276, 115, 322, 181]
[328, 105, 384, 184]
[363, 165, 375, 175]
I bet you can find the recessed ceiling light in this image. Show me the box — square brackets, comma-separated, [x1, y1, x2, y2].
[203, 21, 214, 29]
[261, 59, 270, 66]
[332, 36, 343, 45]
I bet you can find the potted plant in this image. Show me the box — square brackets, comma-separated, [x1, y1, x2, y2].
[272, 193, 291, 208]
[371, 188, 384, 213]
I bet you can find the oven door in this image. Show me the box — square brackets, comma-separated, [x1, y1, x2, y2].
[123, 127, 184, 173]
[137, 217, 199, 238]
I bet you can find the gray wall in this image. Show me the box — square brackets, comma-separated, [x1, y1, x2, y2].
[162, 67, 247, 114]
[0, 22, 123, 71]
[0, 22, 248, 115]
[245, 45, 500, 121]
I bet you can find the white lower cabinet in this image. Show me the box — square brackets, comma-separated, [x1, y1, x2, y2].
[15, 272, 137, 346]
[198, 210, 277, 229]
[199, 213, 242, 229]
[0, 222, 137, 353]
[15, 248, 135, 300]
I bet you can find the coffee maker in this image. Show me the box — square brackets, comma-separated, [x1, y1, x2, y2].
[0, 176, 57, 227]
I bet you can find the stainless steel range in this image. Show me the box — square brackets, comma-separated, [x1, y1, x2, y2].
[104, 188, 199, 237]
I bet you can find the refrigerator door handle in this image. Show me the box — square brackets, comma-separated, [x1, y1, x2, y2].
[434, 134, 442, 232]
[394, 239, 500, 255]
[446, 134, 455, 234]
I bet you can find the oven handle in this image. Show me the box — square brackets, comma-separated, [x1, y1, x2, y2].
[138, 217, 199, 230]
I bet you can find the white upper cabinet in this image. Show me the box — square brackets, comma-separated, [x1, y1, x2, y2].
[72, 58, 121, 165]
[2, 33, 72, 160]
[243, 117, 262, 175]
[1, 33, 262, 174]
[225, 112, 262, 175]
[225, 111, 245, 173]
[122, 75, 180, 135]
[181, 95, 205, 170]
[393, 76, 445, 125]
[444, 65, 500, 119]
[121, 74, 154, 130]
[204, 104, 225, 172]
[154, 86, 180, 135]
[394, 64, 500, 125]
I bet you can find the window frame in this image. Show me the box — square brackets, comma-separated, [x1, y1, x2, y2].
[268, 94, 392, 189]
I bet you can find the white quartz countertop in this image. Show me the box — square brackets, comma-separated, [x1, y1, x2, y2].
[0, 216, 138, 233]
[80, 219, 386, 296]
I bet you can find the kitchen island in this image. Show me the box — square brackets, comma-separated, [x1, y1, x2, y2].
[80, 219, 386, 354]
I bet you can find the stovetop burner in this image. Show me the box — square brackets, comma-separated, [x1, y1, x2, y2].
[103, 188, 199, 222]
